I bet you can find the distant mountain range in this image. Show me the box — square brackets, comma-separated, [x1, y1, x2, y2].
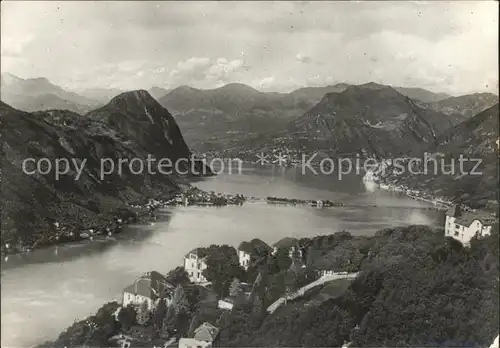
[427, 93, 499, 119]
[148, 86, 170, 100]
[75, 87, 125, 105]
[157, 82, 496, 152]
[394, 87, 451, 103]
[380, 103, 499, 208]
[1, 73, 101, 114]
[157, 83, 321, 150]
[1, 73, 497, 154]
[239, 82, 459, 157]
[1, 70, 498, 249]
[1, 90, 209, 252]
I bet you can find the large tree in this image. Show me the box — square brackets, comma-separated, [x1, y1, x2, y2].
[166, 266, 190, 286]
[272, 247, 293, 272]
[152, 298, 167, 337]
[135, 301, 150, 325]
[202, 244, 245, 298]
[171, 284, 190, 315]
[229, 278, 244, 298]
[117, 305, 136, 331]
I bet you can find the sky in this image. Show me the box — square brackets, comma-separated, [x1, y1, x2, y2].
[1, 1, 498, 95]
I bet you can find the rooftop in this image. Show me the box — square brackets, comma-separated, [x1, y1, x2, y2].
[220, 296, 236, 304]
[184, 247, 208, 259]
[238, 239, 272, 254]
[273, 237, 299, 249]
[238, 241, 254, 254]
[123, 271, 175, 300]
[446, 205, 462, 218]
[455, 211, 496, 227]
[250, 238, 273, 252]
[194, 322, 219, 342]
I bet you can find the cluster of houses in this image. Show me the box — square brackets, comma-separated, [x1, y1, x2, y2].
[164, 189, 246, 207]
[121, 270, 219, 348]
[444, 205, 496, 246]
[119, 212, 499, 347]
[120, 237, 309, 342]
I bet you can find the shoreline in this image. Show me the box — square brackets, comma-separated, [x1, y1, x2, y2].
[362, 170, 453, 211]
[0, 183, 251, 258]
[2, 167, 450, 259]
[1, 194, 174, 258]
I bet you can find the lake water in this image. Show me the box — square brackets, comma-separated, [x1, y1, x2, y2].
[0, 164, 442, 347]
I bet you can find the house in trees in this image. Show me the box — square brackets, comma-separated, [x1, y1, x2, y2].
[122, 271, 175, 310]
[237, 242, 253, 270]
[272, 237, 303, 259]
[217, 296, 235, 310]
[218, 279, 253, 310]
[445, 205, 495, 246]
[238, 239, 272, 270]
[179, 322, 219, 348]
[184, 248, 208, 283]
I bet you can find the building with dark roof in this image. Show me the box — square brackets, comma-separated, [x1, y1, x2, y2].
[238, 241, 254, 254]
[179, 322, 219, 348]
[445, 205, 496, 246]
[238, 239, 272, 270]
[122, 271, 175, 310]
[194, 322, 219, 342]
[272, 237, 303, 259]
[272, 237, 299, 250]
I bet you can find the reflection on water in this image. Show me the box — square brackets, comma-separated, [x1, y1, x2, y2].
[1, 164, 442, 347]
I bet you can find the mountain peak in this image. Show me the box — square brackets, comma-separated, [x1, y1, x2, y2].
[169, 85, 201, 94]
[148, 86, 170, 100]
[333, 82, 351, 89]
[1, 72, 23, 85]
[108, 89, 159, 108]
[30, 77, 51, 83]
[345, 82, 401, 98]
[358, 82, 389, 90]
[216, 83, 259, 93]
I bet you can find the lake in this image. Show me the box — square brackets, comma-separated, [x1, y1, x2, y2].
[0, 164, 442, 347]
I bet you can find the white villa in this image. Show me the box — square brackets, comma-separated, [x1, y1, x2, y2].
[237, 242, 253, 270]
[184, 248, 208, 283]
[445, 205, 496, 246]
[122, 271, 175, 310]
[218, 296, 236, 311]
[179, 322, 219, 348]
[238, 239, 273, 270]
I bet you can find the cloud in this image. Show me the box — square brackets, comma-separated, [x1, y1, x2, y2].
[296, 53, 312, 64]
[251, 76, 276, 90]
[206, 58, 244, 80]
[0, 1, 497, 94]
[170, 57, 211, 77]
[168, 57, 246, 87]
[0, 35, 34, 58]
